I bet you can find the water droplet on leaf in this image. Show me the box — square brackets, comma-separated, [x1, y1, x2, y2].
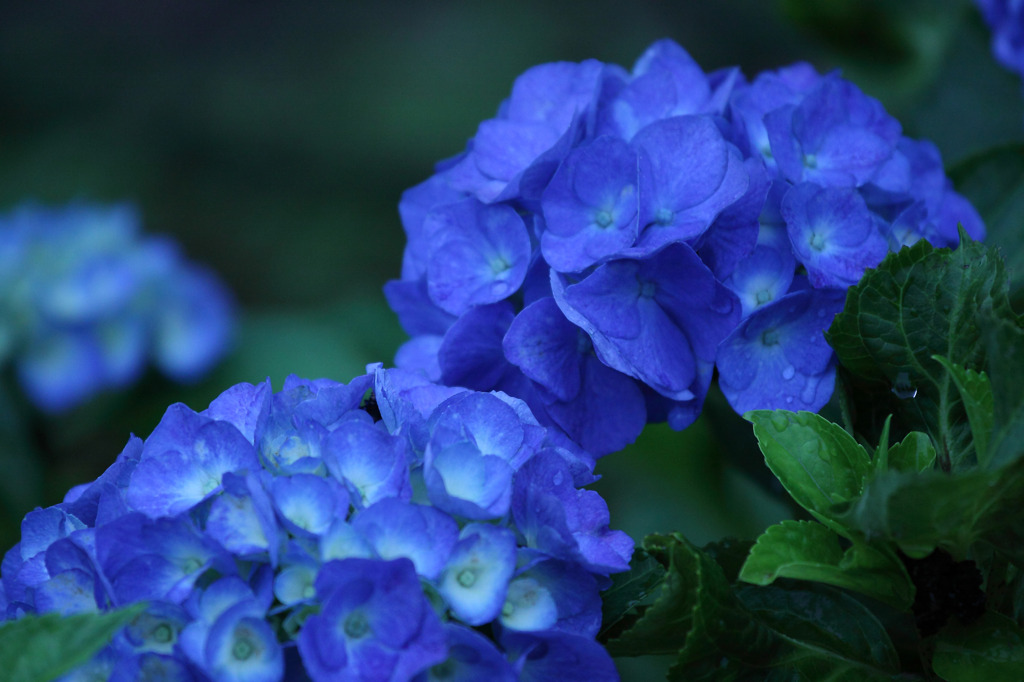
[770, 413, 789, 432]
[891, 371, 918, 399]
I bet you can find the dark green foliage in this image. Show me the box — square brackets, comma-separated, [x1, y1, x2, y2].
[611, 236, 1024, 678]
[827, 231, 1015, 472]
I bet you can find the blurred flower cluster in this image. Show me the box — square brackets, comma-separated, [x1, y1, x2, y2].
[975, 0, 1024, 80]
[385, 38, 985, 456]
[0, 364, 631, 680]
[0, 202, 234, 412]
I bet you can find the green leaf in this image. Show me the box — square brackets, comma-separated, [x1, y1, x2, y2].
[932, 612, 1024, 681]
[701, 537, 756, 583]
[0, 604, 144, 682]
[618, 537, 903, 679]
[739, 520, 914, 610]
[599, 549, 666, 642]
[872, 414, 892, 474]
[745, 410, 871, 534]
[933, 355, 995, 467]
[670, 583, 901, 681]
[607, 534, 772, 662]
[737, 584, 901, 677]
[886, 431, 936, 473]
[603, 534, 701, 656]
[827, 234, 1015, 472]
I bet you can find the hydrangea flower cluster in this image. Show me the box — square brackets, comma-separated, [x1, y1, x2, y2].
[975, 0, 1024, 80]
[0, 202, 234, 412]
[0, 364, 631, 681]
[385, 38, 985, 456]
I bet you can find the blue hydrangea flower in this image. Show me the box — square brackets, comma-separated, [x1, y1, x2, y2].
[975, 0, 1024, 80]
[0, 364, 631, 681]
[386, 38, 985, 445]
[0, 202, 234, 412]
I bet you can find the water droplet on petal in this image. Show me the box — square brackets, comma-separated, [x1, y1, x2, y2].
[770, 413, 789, 432]
[552, 471, 564, 486]
[800, 376, 820, 405]
[785, 396, 793, 404]
[782, 365, 795, 381]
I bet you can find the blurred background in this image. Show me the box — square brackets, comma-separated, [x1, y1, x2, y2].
[0, 1, 1021, 670]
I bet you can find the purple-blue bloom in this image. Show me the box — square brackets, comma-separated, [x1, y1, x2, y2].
[780, 183, 889, 288]
[540, 136, 639, 273]
[0, 365, 632, 680]
[297, 557, 447, 681]
[387, 38, 985, 446]
[975, 0, 1024, 79]
[717, 287, 846, 414]
[413, 624, 517, 681]
[0, 202, 234, 412]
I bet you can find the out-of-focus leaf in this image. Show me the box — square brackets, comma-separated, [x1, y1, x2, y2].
[213, 296, 406, 388]
[0, 382, 43, 549]
[745, 410, 870, 534]
[949, 144, 1024, 300]
[838, 455, 1024, 559]
[932, 612, 1024, 681]
[0, 604, 144, 682]
[739, 520, 913, 610]
[983, 314, 1024, 469]
[780, 0, 911, 61]
[781, 0, 970, 122]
